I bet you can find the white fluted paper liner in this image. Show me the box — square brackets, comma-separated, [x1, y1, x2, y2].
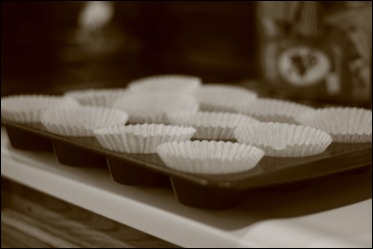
[234, 122, 333, 157]
[94, 124, 196, 153]
[41, 106, 128, 137]
[1, 95, 80, 123]
[296, 107, 372, 143]
[156, 140, 265, 174]
[64, 88, 128, 107]
[236, 98, 315, 123]
[113, 92, 199, 124]
[167, 111, 260, 140]
[128, 74, 201, 93]
[192, 84, 257, 112]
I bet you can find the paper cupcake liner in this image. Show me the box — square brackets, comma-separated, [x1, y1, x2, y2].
[296, 107, 372, 143]
[113, 92, 199, 124]
[193, 84, 257, 112]
[236, 98, 315, 123]
[167, 111, 259, 140]
[64, 88, 128, 107]
[1, 95, 80, 124]
[234, 122, 333, 157]
[128, 74, 201, 93]
[94, 124, 196, 153]
[41, 106, 128, 137]
[156, 140, 265, 174]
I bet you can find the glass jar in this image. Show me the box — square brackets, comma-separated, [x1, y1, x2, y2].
[257, 1, 372, 107]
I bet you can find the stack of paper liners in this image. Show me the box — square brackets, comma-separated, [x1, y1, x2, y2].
[113, 92, 199, 124]
[193, 84, 257, 112]
[127, 74, 201, 93]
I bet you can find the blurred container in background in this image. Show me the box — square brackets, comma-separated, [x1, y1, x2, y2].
[3, 1, 370, 108]
[257, 1, 372, 107]
[1, 2, 258, 96]
[0, 1, 145, 95]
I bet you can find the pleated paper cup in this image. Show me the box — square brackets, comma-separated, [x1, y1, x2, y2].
[94, 124, 196, 154]
[234, 122, 333, 157]
[236, 98, 315, 123]
[167, 111, 260, 140]
[192, 84, 257, 112]
[128, 74, 201, 93]
[41, 106, 129, 137]
[1, 95, 80, 123]
[64, 88, 128, 107]
[296, 107, 372, 143]
[113, 92, 199, 124]
[156, 140, 265, 174]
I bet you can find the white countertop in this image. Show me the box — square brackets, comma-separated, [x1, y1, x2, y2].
[1, 128, 372, 248]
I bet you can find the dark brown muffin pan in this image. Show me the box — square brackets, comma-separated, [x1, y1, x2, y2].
[2, 120, 372, 209]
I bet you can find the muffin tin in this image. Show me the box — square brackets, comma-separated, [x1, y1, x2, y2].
[2, 119, 372, 209]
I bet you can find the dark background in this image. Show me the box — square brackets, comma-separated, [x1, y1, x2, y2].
[1, 1, 258, 96]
